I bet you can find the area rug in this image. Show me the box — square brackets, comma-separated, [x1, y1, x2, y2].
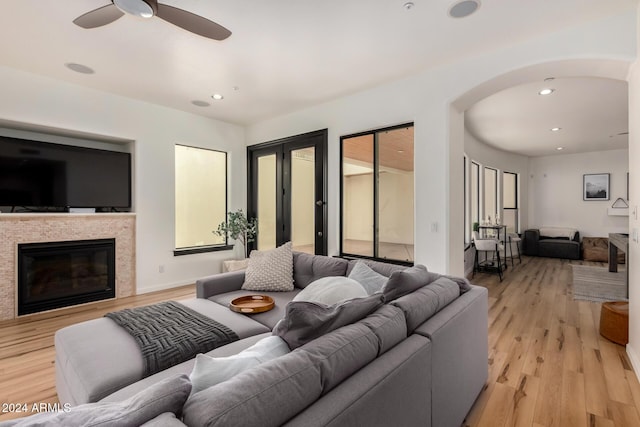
[571, 264, 628, 302]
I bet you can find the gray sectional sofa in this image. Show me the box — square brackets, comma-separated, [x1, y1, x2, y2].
[49, 252, 488, 427]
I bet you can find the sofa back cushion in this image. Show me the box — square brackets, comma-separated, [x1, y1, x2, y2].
[381, 264, 438, 302]
[345, 258, 407, 277]
[358, 304, 407, 355]
[299, 323, 379, 394]
[539, 227, 578, 240]
[293, 252, 349, 288]
[391, 277, 461, 332]
[272, 294, 384, 350]
[182, 351, 322, 427]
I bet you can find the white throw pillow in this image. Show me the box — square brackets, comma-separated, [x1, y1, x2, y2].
[348, 261, 388, 295]
[242, 241, 294, 291]
[292, 276, 367, 305]
[189, 336, 290, 395]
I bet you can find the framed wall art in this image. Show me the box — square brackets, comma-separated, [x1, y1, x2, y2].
[583, 173, 610, 201]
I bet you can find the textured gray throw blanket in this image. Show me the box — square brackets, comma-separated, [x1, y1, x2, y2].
[105, 301, 239, 376]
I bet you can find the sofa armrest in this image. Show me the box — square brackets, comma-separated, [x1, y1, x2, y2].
[414, 285, 488, 427]
[522, 229, 540, 256]
[196, 270, 246, 299]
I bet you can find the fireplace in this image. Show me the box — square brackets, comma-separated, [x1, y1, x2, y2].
[17, 239, 116, 315]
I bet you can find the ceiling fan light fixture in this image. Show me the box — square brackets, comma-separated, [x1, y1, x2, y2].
[113, 0, 154, 18]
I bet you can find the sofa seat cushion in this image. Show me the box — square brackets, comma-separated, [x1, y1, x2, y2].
[292, 252, 349, 288]
[55, 299, 270, 405]
[538, 239, 580, 260]
[209, 289, 301, 329]
[100, 333, 272, 403]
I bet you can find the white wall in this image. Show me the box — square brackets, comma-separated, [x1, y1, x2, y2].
[625, 6, 640, 374]
[528, 149, 628, 237]
[0, 65, 246, 294]
[247, 11, 636, 275]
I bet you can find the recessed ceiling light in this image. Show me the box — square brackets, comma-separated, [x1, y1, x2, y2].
[449, 0, 480, 18]
[65, 63, 95, 74]
[191, 100, 210, 107]
[551, 127, 562, 132]
[211, 94, 224, 100]
[397, 150, 405, 154]
[556, 147, 564, 150]
[113, 0, 154, 18]
[544, 77, 555, 82]
[403, 2, 415, 11]
[538, 88, 554, 95]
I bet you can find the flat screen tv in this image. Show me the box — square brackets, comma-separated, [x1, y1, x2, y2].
[0, 135, 131, 210]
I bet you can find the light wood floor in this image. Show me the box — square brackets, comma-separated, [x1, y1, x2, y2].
[0, 257, 638, 426]
[465, 255, 640, 427]
[0, 285, 196, 422]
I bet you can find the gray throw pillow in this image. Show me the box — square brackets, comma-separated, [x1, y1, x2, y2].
[242, 241, 294, 291]
[1, 375, 191, 427]
[348, 261, 388, 295]
[272, 294, 384, 349]
[382, 264, 437, 302]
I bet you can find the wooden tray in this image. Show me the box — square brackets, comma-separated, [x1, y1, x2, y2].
[229, 295, 275, 314]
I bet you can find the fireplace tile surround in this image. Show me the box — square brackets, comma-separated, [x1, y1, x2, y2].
[0, 214, 135, 321]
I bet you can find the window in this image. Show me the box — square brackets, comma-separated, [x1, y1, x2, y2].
[503, 171, 518, 233]
[175, 145, 227, 252]
[483, 167, 497, 223]
[341, 124, 414, 263]
[471, 162, 480, 231]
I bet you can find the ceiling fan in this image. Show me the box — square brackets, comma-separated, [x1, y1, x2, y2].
[73, 0, 231, 40]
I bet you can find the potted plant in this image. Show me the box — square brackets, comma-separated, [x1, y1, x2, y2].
[214, 209, 258, 259]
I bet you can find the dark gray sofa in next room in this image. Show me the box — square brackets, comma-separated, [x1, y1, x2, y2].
[522, 227, 581, 260]
[50, 253, 488, 427]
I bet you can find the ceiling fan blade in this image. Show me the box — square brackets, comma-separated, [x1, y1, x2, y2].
[73, 4, 125, 29]
[156, 4, 231, 40]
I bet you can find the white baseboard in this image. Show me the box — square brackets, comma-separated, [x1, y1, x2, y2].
[627, 343, 640, 374]
[136, 279, 196, 295]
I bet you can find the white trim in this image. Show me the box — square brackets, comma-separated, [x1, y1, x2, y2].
[137, 279, 196, 295]
[627, 344, 640, 374]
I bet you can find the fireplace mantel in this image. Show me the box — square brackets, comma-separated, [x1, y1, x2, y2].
[0, 213, 136, 320]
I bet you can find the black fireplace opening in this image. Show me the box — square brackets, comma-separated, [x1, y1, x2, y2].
[18, 239, 116, 316]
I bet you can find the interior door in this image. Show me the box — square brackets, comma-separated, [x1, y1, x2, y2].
[248, 129, 327, 255]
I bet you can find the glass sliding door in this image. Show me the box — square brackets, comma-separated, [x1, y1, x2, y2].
[341, 134, 374, 257]
[377, 127, 414, 262]
[340, 123, 414, 263]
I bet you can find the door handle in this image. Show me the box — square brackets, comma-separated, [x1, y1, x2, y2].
[316, 200, 325, 206]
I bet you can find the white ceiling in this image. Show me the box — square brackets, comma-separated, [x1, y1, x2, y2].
[465, 77, 629, 157]
[0, 0, 636, 135]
